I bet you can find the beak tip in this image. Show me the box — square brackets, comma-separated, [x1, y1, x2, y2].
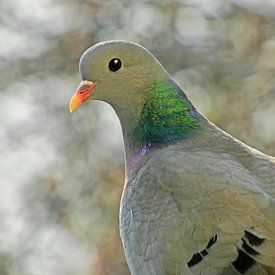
[69, 102, 74, 113]
[69, 104, 74, 113]
[69, 97, 78, 113]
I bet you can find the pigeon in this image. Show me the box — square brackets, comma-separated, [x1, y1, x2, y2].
[69, 41, 275, 275]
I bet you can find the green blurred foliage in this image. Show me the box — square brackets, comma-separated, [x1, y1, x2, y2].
[0, 0, 275, 274]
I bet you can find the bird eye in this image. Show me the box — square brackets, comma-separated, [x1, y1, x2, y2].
[109, 58, 122, 72]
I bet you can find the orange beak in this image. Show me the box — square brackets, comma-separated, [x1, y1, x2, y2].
[69, 80, 97, 113]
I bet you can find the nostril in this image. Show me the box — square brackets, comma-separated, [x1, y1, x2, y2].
[78, 83, 94, 95]
[79, 87, 90, 94]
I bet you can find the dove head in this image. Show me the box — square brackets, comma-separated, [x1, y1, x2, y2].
[69, 40, 169, 113]
[70, 41, 203, 168]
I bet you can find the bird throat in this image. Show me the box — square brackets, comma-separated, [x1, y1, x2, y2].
[132, 81, 202, 150]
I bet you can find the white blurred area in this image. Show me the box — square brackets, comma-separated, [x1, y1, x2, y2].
[0, 0, 275, 274]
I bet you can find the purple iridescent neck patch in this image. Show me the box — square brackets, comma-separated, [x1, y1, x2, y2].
[131, 143, 152, 165]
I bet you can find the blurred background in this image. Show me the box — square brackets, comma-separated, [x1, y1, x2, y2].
[0, 0, 275, 274]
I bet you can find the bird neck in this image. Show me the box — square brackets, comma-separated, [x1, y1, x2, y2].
[133, 81, 202, 146]
[121, 80, 204, 178]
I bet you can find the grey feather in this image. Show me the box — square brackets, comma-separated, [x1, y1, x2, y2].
[72, 40, 275, 274]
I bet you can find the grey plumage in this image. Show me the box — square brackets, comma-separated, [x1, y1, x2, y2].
[70, 40, 275, 274]
[120, 123, 275, 274]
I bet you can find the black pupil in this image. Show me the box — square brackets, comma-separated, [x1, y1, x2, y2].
[109, 58, 122, 72]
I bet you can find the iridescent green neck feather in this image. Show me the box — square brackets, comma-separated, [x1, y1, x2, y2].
[133, 81, 203, 147]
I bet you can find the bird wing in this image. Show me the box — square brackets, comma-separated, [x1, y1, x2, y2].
[160, 148, 275, 274]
